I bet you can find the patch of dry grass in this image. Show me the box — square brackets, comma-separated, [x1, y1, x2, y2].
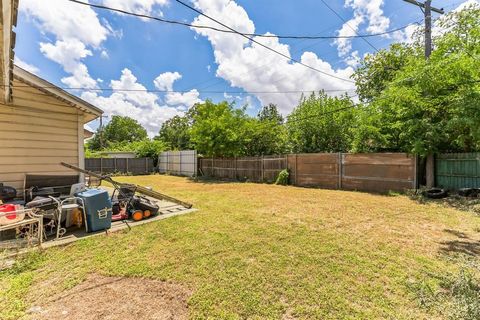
[1, 175, 480, 319]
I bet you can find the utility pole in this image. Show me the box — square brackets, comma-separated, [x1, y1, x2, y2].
[99, 115, 108, 149]
[403, 0, 444, 188]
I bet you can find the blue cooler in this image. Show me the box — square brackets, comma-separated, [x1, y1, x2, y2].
[75, 188, 112, 232]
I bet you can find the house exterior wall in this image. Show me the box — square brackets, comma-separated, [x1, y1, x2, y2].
[0, 78, 82, 192]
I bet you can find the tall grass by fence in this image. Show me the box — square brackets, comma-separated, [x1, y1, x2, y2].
[85, 157, 155, 175]
[436, 153, 480, 189]
[199, 153, 417, 193]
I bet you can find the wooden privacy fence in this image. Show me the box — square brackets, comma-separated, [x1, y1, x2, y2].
[158, 150, 197, 177]
[199, 153, 417, 193]
[199, 155, 286, 183]
[436, 153, 480, 189]
[85, 157, 155, 175]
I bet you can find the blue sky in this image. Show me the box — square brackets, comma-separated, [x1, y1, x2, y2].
[14, 0, 474, 136]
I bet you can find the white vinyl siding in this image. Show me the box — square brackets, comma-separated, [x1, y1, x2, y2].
[0, 79, 81, 192]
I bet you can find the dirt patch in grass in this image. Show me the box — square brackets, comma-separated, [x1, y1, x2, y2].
[27, 274, 192, 320]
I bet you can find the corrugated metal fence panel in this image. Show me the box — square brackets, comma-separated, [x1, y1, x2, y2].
[436, 153, 480, 189]
[85, 157, 154, 175]
[158, 150, 197, 177]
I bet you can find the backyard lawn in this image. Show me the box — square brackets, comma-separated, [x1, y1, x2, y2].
[1, 175, 480, 319]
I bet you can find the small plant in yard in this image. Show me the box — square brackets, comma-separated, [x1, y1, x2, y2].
[275, 169, 289, 185]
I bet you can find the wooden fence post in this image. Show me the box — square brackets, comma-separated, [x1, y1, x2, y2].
[234, 156, 237, 180]
[338, 153, 343, 190]
[294, 154, 298, 185]
[179, 152, 182, 175]
[413, 155, 418, 190]
[114, 158, 117, 172]
[100, 158, 103, 174]
[261, 155, 265, 182]
[166, 152, 169, 174]
[145, 157, 148, 173]
[126, 158, 129, 174]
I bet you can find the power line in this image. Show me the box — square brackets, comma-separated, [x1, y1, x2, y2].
[174, 0, 355, 83]
[8, 83, 357, 94]
[318, 0, 380, 53]
[67, 0, 418, 40]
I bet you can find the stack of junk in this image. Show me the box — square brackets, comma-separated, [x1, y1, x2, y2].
[0, 163, 192, 248]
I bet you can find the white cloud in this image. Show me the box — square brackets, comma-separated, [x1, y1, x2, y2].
[102, 0, 168, 15]
[334, 0, 390, 58]
[62, 64, 98, 89]
[40, 39, 92, 71]
[40, 39, 97, 88]
[101, 50, 109, 59]
[154, 71, 182, 91]
[334, 14, 364, 57]
[20, 0, 109, 47]
[111, 68, 159, 108]
[154, 71, 202, 108]
[344, 50, 361, 67]
[165, 89, 202, 106]
[14, 57, 39, 74]
[191, 0, 355, 114]
[20, 0, 110, 88]
[81, 68, 184, 137]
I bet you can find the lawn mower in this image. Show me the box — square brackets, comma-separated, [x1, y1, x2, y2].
[60, 162, 192, 223]
[111, 185, 160, 222]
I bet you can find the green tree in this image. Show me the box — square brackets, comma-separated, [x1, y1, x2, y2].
[351, 5, 480, 158]
[355, 5, 480, 156]
[257, 103, 284, 124]
[89, 115, 147, 150]
[352, 43, 419, 103]
[241, 104, 287, 155]
[286, 91, 357, 153]
[189, 100, 251, 157]
[155, 115, 191, 150]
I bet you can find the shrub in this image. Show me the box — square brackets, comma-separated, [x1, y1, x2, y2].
[275, 169, 289, 185]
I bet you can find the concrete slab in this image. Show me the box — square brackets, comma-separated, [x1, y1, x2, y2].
[1, 186, 196, 253]
[41, 206, 197, 249]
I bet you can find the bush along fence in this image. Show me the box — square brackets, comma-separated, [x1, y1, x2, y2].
[435, 152, 480, 189]
[85, 157, 155, 175]
[198, 153, 417, 193]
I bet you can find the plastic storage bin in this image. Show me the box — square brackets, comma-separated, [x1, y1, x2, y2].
[75, 188, 112, 232]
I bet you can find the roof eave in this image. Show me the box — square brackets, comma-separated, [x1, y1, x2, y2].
[13, 65, 104, 123]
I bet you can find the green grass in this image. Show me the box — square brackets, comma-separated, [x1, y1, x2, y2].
[1, 175, 480, 319]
